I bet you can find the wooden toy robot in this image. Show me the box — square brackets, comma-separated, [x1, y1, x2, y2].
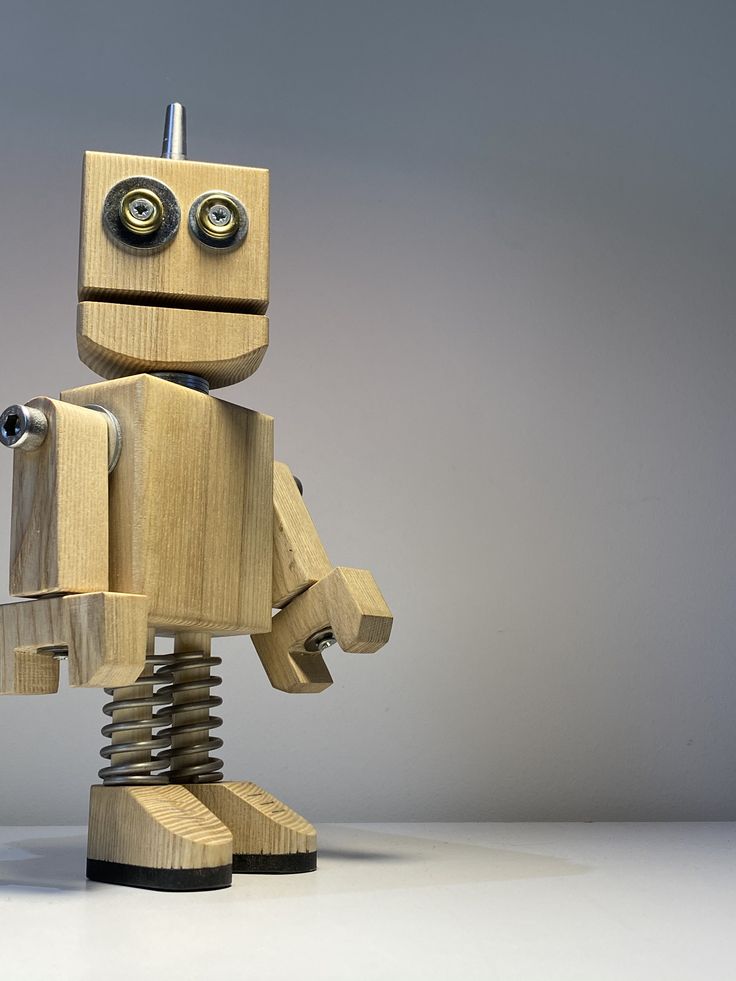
[0, 104, 392, 890]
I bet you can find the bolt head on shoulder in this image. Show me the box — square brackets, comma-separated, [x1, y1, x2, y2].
[0, 404, 48, 451]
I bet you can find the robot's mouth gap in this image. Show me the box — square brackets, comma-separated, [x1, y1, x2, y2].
[78, 290, 267, 316]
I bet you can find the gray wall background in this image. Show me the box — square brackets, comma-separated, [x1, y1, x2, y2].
[0, 0, 735, 824]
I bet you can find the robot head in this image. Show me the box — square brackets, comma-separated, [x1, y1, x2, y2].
[77, 104, 269, 390]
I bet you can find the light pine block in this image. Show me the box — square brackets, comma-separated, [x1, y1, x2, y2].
[87, 785, 233, 869]
[272, 461, 332, 608]
[252, 566, 393, 693]
[0, 644, 59, 695]
[79, 151, 269, 313]
[0, 592, 148, 693]
[62, 375, 273, 634]
[77, 301, 269, 389]
[10, 397, 109, 597]
[188, 781, 317, 857]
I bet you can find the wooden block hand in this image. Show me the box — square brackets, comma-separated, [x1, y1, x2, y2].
[252, 462, 392, 693]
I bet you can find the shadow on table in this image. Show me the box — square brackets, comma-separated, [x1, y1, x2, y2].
[304, 824, 588, 894]
[0, 833, 87, 893]
[0, 825, 588, 896]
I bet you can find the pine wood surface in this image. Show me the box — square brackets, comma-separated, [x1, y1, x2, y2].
[272, 461, 333, 608]
[62, 375, 273, 634]
[77, 302, 269, 389]
[253, 566, 393, 693]
[79, 151, 269, 313]
[10, 398, 109, 598]
[188, 781, 317, 857]
[0, 642, 58, 695]
[0, 592, 148, 693]
[87, 785, 233, 870]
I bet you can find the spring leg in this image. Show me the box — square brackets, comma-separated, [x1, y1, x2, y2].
[164, 632, 224, 784]
[98, 633, 174, 786]
[88, 631, 233, 891]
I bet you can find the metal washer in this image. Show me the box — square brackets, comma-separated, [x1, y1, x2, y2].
[188, 190, 248, 251]
[102, 175, 180, 252]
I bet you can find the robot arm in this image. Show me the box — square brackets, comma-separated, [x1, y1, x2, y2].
[252, 462, 393, 693]
[0, 398, 147, 693]
[5, 397, 110, 596]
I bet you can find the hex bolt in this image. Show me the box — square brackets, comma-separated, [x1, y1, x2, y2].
[0, 404, 48, 451]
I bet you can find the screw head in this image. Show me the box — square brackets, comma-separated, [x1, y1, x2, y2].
[0, 404, 48, 451]
[208, 203, 233, 226]
[188, 190, 248, 251]
[304, 628, 337, 654]
[119, 188, 164, 235]
[195, 193, 240, 240]
[129, 197, 155, 221]
[0, 406, 24, 446]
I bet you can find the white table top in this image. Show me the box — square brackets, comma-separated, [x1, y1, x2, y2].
[0, 822, 733, 980]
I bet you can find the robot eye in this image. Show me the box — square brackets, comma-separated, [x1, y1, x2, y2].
[189, 191, 248, 251]
[102, 176, 180, 252]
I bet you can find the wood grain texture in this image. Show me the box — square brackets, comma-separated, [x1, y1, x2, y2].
[189, 782, 316, 857]
[62, 375, 273, 634]
[79, 151, 269, 313]
[87, 785, 233, 869]
[252, 566, 393, 693]
[77, 301, 269, 389]
[272, 461, 332, 608]
[10, 397, 109, 597]
[0, 644, 59, 695]
[0, 592, 148, 693]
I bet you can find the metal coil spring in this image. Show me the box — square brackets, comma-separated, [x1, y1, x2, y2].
[98, 654, 175, 786]
[158, 651, 224, 784]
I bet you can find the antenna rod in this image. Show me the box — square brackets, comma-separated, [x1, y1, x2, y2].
[161, 103, 187, 160]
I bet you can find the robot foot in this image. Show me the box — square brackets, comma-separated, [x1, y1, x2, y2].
[86, 785, 233, 891]
[187, 781, 317, 874]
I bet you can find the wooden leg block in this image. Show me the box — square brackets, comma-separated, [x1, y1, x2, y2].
[187, 781, 317, 874]
[0, 592, 148, 694]
[86, 785, 233, 891]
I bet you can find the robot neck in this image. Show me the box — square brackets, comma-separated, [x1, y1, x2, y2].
[150, 371, 210, 394]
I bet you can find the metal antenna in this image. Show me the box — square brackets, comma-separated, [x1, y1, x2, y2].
[161, 103, 187, 160]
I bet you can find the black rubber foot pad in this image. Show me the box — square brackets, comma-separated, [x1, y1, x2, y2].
[86, 858, 232, 891]
[232, 850, 317, 874]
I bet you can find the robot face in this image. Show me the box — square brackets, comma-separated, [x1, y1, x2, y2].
[76, 109, 270, 389]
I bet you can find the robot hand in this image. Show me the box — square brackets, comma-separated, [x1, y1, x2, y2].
[0, 592, 148, 694]
[252, 566, 392, 693]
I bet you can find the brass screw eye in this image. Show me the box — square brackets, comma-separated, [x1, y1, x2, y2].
[119, 188, 164, 235]
[195, 193, 240, 240]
